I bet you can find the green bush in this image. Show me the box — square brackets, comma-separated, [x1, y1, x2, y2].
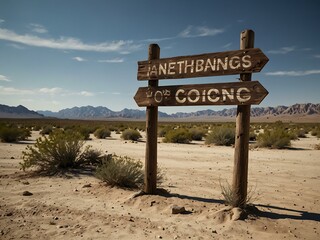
[94, 127, 111, 139]
[20, 129, 101, 175]
[163, 128, 192, 144]
[121, 129, 142, 141]
[0, 124, 31, 143]
[256, 129, 291, 149]
[40, 125, 53, 135]
[189, 128, 206, 141]
[205, 127, 235, 146]
[95, 155, 144, 188]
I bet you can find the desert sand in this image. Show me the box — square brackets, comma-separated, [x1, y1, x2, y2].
[0, 131, 319, 239]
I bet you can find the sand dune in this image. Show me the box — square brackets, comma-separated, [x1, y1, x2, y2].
[0, 131, 319, 239]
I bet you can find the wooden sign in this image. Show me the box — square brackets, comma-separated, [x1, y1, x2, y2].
[134, 81, 268, 107]
[137, 48, 269, 80]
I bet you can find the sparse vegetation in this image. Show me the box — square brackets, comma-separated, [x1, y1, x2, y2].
[256, 129, 291, 149]
[189, 128, 206, 141]
[94, 127, 111, 139]
[219, 179, 258, 207]
[121, 129, 142, 141]
[95, 154, 144, 188]
[0, 124, 31, 143]
[163, 128, 192, 144]
[205, 127, 235, 146]
[20, 129, 102, 175]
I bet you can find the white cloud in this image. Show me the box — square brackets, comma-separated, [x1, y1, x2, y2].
[98, 58, 124, 63]
[314, 54, 320, 58]
[266, 69, 320, 76]
[0, 75, 11, 82]
[0, 27, 141, 53]
[29, 23, 48, 34]
[179, 25, 224, 38]
[267, 46, 296, 54]
[0, 86, 34, 95]
[72, 56, 87, 62]
[39, 87, 64, 94]
[0, 19, 5, 24]
[112, 92, 121, 95]
[79, 91, 94, 96]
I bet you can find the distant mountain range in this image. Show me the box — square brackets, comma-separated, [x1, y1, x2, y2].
[1, 103, 320, 121]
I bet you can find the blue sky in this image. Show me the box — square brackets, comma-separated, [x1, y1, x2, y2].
[0, 0, 319, 114]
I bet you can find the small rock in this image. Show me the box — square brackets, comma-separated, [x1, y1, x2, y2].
[171, 205, 186, 214]
[150, 200, 156, 207]
[10, 157, 15, 159]
[22, 181, 30, 185]
[82, 183, 92, 188]
[22, 191, 33, 196]
[6, 212, 13, 217]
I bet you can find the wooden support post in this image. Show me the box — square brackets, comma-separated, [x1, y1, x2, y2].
[144, 44, 160, 194]
[232, 30, 255, 208]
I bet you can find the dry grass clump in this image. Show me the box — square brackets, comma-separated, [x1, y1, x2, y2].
[20, 129, 103, 175]
[256, 129, 291, 149]
[205, 127, 235, 146]
[121, 129, 142, 141]
[94, 127, 111, 139]
[219, 179, 258, 208]
[95, 154, 144, 188]
[163, 128, 192, 144]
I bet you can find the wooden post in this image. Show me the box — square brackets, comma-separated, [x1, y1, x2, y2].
[144, 44, 160, 194]
[232, 30, 254, 208]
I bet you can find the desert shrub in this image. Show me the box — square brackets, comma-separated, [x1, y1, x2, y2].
[0, 124, 31, 143]
[311, 128, 320, 138]
[219, 179, 257, 207]
[163, 128, 192, 144]
[95, 155, 144, 188]
[249, 131, 257, 141]
[256, 129, 291, 149]
[158, 126, 172, 137]
[40, 125, 53, 135]
[121, 129, 141, 141]
[189, 128, 206, 141]
[20, 129, 101, 175]
[295, 128, 307, 138]
[94, 127, 111, 139]
[205, 127, 235, 146]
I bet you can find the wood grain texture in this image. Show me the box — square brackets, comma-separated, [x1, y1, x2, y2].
[137, 48, 268, 80]
[134, 81, 268, 107]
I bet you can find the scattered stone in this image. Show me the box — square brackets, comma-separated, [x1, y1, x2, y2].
[22, 191, 33, 196]
[22, 181, 30, 185]
[82, 183, 92, 188]
[10, 157, 15, 159]
[6, 212, 13, 216]
[150, 200, 156, 207]
[171, 205, 186, 214]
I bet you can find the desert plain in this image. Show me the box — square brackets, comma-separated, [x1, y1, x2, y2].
[0, 130, 320, 240]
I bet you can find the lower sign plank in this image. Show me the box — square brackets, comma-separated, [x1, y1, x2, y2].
[134, 81, 268, 107]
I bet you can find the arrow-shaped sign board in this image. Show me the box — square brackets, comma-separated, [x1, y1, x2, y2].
[137, 48, 269, 81]
[134, 81, 268, 107]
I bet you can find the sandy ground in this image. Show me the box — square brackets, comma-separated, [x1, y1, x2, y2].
[0, 131, 320, 240]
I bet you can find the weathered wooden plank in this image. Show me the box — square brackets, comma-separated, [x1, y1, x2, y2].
[144, 44, 159, 195]
[232, 29, 254, 208]
[134, 81, 268, 107]
[137, 48, 269, 80]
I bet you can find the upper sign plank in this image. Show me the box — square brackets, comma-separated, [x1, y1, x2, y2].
[137, 48, 269, 80]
